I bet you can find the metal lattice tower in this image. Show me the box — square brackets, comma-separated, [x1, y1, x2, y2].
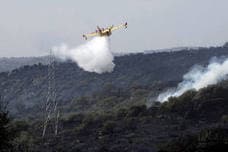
[42, 50, 59, 137]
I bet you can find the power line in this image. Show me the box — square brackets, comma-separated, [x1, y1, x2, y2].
[42, 50, 59, 137]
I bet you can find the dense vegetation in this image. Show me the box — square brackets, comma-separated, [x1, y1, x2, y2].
[1, 80, 228, 151]
[0, 56, 49, 73]
[1, 46, 228, 117]
[0, 45, 228, 151]
[0, 96, 15, 151]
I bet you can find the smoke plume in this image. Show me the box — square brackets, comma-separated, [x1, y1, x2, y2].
[53, 37, 115, 74]
[157, 58, 228, 102]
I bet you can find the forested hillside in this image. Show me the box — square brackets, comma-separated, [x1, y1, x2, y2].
[0, 46, 228, 116]
[0, 56, 49, 72]
[1, 80, 227, 152]
[0, 46, 228, 151]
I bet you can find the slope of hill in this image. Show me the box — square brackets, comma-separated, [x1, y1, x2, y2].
[0, 56, 49, 72]
[0, 46, 228, 116]
[4, 79, 228, 152]
[0, 46, 228, 151]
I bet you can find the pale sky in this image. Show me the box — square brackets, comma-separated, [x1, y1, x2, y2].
[0, 0, 228, 57]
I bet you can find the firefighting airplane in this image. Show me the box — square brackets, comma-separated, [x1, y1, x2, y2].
[83, 22, 127, 40]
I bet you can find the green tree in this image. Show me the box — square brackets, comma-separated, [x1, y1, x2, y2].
[0, 95, 13, 151]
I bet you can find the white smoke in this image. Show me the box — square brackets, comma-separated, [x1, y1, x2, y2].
[52, 37, 115, 74]
[157, 58, 228, 102]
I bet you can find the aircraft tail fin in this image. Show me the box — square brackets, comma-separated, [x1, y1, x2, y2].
[124, 22, 128, 28]
[83, 35, 87, 40]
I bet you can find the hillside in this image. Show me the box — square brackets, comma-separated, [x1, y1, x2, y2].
[0, 46, 228, 151]
[0, 46, 228, 116]
[0, 56, 49, 72]
[2, 79, 228, 152]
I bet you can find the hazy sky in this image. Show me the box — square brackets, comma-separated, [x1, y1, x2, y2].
[0, 0, 228, 57]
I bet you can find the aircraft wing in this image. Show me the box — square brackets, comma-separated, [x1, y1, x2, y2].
[83, 32, 99, 40]
[111, 22, 127, 32]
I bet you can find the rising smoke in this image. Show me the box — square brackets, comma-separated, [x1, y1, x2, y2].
[157, 58, 228, 102]
[53, 37, 115, 74]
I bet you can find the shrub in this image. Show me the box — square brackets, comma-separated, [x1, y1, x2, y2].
[101, 121, 117, 134]
[126, 105, 147, 117]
